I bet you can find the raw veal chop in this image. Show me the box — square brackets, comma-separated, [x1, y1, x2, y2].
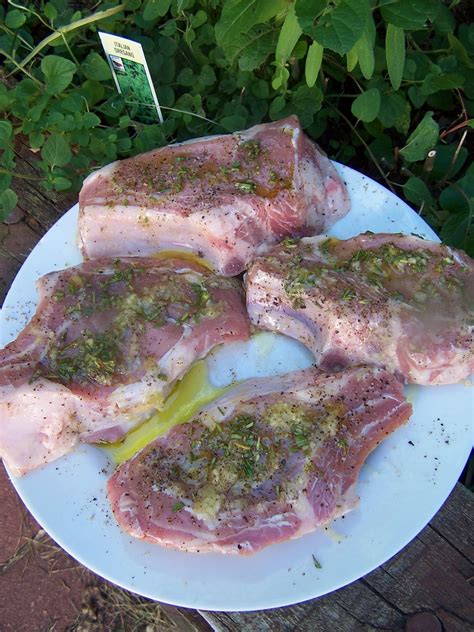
[108, 366, 411, 554]
[79, 116, 350, 275]
[245, 233, 474, 384]
[0, 257, 249, 476]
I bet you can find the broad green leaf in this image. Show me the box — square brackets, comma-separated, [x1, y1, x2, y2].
[448, 33, 474, 69]
[200, 65, 216, 87]
[378, 93, 411, 134]
[294, 0, 327, 35]
[440, 165, 474, 211]
[305, 41, 323, 88]
[420, 72, 465, 95]
[61, 93, 84, 114]
[177, 68, 194, 86]
[29, 131, 45, 148]
[430, 144, 468, 181]
[276, 5, 302, 64]
[0, 189, 18, 220]
[355, 32, 374, 79]
[51, 176, 72, 191]
[272, 65, 290, 91]
[190, 10, 207, 28]
[81, 112, 101, 129]
[5, 9, 26, 29]
[220, 115, 247, 131]
[402, 176, 433, 208]
[351, 89, 380, 122]
[143, 0, 171, 21]
[41, 56, 76, 95]
[215, 0, 286, 63]
[0, 84, 12, 111]
[305, 0, 371, 55]
[408, 85, 426, 108]
[44, 3, 58, 21]
[381, 0, 439, 31]
[292, 40, 308, 60]
[83, 53, 111, 81]
[439, 168, 474, 255]
[80, 80, 105, 107]
[269, 95, 286, 118]
[400, 111, 439, 162]
[0, 120, 13, 148]
[458, 23, 474, 56]
[346, 46, 358, 72]
[42, 134, 71, 167]
[432, 5, 455, 36]
[386, 24, 405, 91]
[440, 208, 473, 256]
[237, 26, 277, 71]
[289, 85, 323, 127]
[369, 134, 394, 166]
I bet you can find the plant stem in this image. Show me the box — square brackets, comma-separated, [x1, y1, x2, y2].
[9, 3, 126, 75]
[327, 102, 396, 194]
[160, 106, 227, 130]
[0, 49, 43, 85]
[0, 167, 44, 181]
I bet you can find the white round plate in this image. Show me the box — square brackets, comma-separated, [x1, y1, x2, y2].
[1, 164, 473, 612]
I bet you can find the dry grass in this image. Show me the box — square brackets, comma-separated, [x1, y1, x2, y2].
[66, 582, 177, 632]
[0, 528, 51, 575]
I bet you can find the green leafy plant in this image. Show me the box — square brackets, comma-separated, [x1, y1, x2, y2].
[0, 0, 472, 254]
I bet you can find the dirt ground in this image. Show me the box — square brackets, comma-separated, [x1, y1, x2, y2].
[0, 464, 178, 632]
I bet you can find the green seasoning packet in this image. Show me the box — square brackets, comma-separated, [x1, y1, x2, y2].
[98, 31, 163, 123]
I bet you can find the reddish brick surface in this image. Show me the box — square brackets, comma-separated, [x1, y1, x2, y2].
[0, 221, 39, 304]
[0, 465, 95, 631]
[0, 465, 39, 564]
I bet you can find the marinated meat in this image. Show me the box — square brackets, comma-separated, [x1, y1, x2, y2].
[108, 366, 411, 554]
[79, 117, 350, 275]
[0, 257, 249, 476]
[245, 233, 474, 384]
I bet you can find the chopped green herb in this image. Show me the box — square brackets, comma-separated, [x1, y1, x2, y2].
[312, 554, 322, 569]
[293, 426, 310, 450]
[190, 282, 211, 306]
[320, 238, 335, 255]
[172, 501, 185, 512]
[241, 457, 254, 478]
[336, 437, 349, 454]
[281, 237, 299, 248]
[340, 288, 356, 301]
[234, 181, 256, 193]
[240, 139, 260, 160]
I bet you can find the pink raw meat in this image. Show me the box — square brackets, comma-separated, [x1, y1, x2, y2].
[245, 233, 474, 384]
[108, 366, 411, 554]
[0, 257, 249, 476]
[79, 117, 350, 275]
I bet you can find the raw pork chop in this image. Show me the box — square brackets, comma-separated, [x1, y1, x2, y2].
[246, 233, 474, 384]
[0, 257, 249, 476]
[108, 366, 411, 554]
[79, 116, 350, 275]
